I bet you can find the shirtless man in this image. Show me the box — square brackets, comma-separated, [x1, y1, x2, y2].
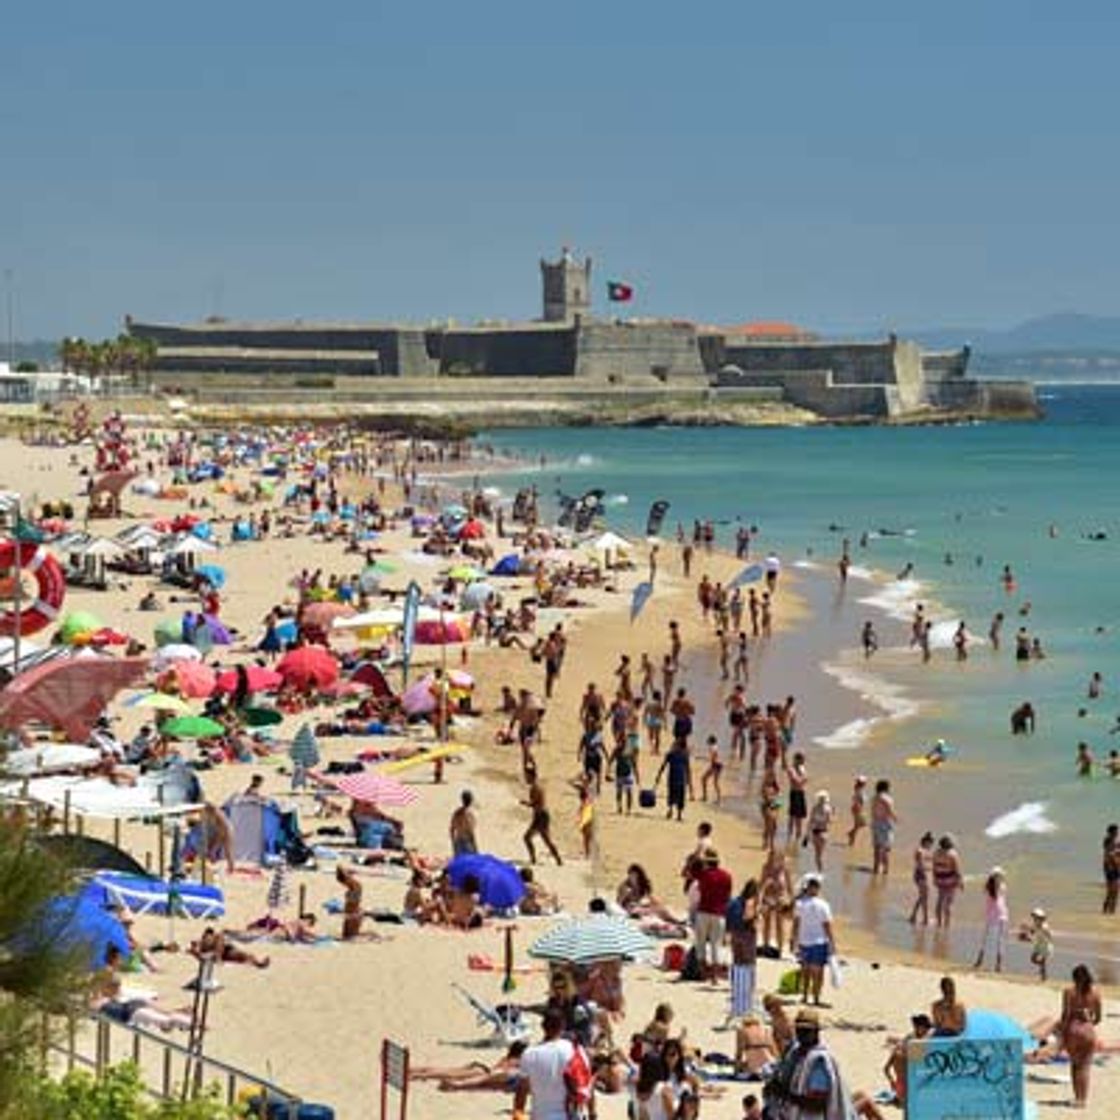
[668, 620, 682, 669]
[450, 790, 478, 856]
[523, 772, 563, 866]
[870, 780, 898, 876]
[508, 688, 542, 779]
[733, 632, 750, 684]
[847, 776, 868, 847]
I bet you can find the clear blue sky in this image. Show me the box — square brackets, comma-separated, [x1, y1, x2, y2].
[4, 1, 1119, 338]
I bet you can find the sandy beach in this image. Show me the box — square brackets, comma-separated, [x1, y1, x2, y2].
[2, 418, 1116, 1119]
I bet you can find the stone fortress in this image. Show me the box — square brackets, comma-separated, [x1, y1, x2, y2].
[126, 250, 1038, 422]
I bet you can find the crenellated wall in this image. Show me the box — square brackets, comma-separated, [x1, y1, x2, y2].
[574, 321, 705, 380]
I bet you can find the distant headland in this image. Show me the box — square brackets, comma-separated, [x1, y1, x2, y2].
[121, 249, 1039, 428]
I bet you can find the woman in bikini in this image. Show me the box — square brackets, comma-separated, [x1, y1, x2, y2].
[932, 834, 964, 929]
[758, 847, 793, 952]
[908, 832, 935, 926]
[931, 975, 967, 1036]
[1059, 964, 1102, 1109]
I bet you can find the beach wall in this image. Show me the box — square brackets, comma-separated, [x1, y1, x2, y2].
[722, 338, 900, 384]
[436, 325, 577, 377]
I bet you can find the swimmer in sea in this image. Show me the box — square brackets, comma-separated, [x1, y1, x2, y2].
[1001, 565, 1016, 593]
[1089, 672, 1103, 700]
[925, 739, 949, 767]
[861, 621, 878, 659]
[898, 562, 914, 580]
[1076, 742, 1095, 777]
[989, 612, 1005, 651]
[1107, 750, 1120, 778]
[953, 622, 968, 661]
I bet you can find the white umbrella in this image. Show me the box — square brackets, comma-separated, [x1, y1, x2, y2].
[152, 644, 203, 669]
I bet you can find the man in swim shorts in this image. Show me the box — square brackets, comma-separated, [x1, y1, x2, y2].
[870, 780, 897, 876]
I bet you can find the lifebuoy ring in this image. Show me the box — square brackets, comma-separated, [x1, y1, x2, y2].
[0, 540, 66, 637]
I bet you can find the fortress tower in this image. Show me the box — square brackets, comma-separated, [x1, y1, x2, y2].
[540, 247, 592, 322]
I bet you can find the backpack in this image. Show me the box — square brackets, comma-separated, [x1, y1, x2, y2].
[680, 946, 703, 982]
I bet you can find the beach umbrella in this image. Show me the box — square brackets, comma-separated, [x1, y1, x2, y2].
[460, 581, 495, 610]
[151, 643, 202, 668]
[87, 628, 129, 648]
[401, 678, 438, 715]
[327, 770, 418, 806]
[3, 743, 101, 777]
[529, 914, 654, 964]
[266, 863, 290, 913]
[154, 618, 185, 647]
[242, 707, 282, 727]
[447, 669, 474, 690]
[195, 564, 226, 589]
[289, 723, 320, 768]
[413, 618, 468, 645]
[459, 519, 486, 541]
[442, 503, 468, 520]
[301, 601, 355, 631]
[277, 645, 339, 690]
[447, 853, 524, 910]
[165, 660, 216, 699]
[447, 564, 485, 582]
[160, 715, 225, 740]
[130, 691, 193, 715]
[0, 656, 149, 742]
[58, 611, 104, 645]
[491, 554, 521, 577]
[215, 665, 283, 694]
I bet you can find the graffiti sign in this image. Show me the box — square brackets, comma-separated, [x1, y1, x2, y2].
[905, 1037, 1023, 1120]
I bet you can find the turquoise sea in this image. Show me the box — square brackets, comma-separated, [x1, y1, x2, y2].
[478, 384, 1120, 978]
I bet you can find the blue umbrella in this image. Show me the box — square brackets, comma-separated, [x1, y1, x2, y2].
[195, 564, 226, 590]
[447, 853, 525, 910]
[491, 554, 521, 577]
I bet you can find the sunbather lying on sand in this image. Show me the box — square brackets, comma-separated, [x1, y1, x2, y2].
[411, 1041, 526, 1091]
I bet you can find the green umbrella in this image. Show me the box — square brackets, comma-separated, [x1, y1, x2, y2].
[59, 611, 104, 643]
[242, 707, 282, 728]
[153, 618, 183, 648]
[160, 716, 225, 740]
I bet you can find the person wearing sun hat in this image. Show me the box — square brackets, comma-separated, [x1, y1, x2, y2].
[973, 865, 1009, 972]
[763, 1006, 856, 1119]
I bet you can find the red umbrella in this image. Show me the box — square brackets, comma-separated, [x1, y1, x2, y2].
[214, 666, 284, 694]
[0, 655, 148, 741]
[164, 660, 216, 699]
[413, 618, 469, 645]
[459, 519, 486, 540]
[327, 770, 418, 806]
[277, 646, 339, 690]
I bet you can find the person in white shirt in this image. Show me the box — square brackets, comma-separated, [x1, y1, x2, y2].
[790, 874, 836, 1007]
[513, 1008, 575, 1120]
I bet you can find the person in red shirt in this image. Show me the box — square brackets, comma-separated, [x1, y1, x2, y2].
[694, 849, 733, 981]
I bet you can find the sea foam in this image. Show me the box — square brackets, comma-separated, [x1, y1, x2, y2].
[985, 802, 1058, 839]
[813, 662, 920, 749]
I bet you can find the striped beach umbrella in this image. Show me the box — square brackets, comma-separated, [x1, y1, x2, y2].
[528, 915, 654, 964]
[327, 770, 417, 807]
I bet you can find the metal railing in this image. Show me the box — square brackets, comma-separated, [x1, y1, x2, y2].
[46, 1012, 305, 1117]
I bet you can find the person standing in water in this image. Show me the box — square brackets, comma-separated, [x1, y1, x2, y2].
[973, 867, 1009, 972]
[933, 835, 964, 929]
[908, 832, 935, 925]
[870, 780, 897, 876]
[1102, 824, 1118, 915]
[989, 612, 1005, 651]
[847, 776, 868, 847]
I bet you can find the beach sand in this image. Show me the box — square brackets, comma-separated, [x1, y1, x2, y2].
[2, 428, 1116, 1118]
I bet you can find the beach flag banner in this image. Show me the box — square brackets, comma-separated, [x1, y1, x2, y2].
[400, 580, 421, 685]
[380, 1038, 411, 1120]
[905, 1036, 1023, 1120]
[645, 499, 670, 539]
[730, 562, 765, 589]
[607, 280, 633, 302]
[630, 580, 654, 624]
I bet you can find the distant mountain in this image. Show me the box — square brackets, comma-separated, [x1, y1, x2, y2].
[907, 314, 1120, 355]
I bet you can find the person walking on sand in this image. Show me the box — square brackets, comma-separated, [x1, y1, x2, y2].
[700, 734, 723, 805]
[932, 835, 964, 929]
[609, 734, 639, 815]
[759, 771, 782, 852]
[908, 832, 935, 925]
[656, 738, 691, 822]
[759, 847, 793, 952]
[807, 791, 833, 873]
[846, 776, 868, 848]
[522, 771, 563, 866]
[870, 780, 897, 876]
[1059, 964, 1102, 1110]
[973, 866, 1009, 971]
[450, 790, 478, 856]
[785, 753, 809, 847]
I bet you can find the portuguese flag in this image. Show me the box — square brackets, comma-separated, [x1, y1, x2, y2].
[607, 281, 634, 302]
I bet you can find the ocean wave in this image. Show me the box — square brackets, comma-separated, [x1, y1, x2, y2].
[576, 453, 595, 466]
[792, 559, 823, 571]
[844, 564, 875, 582]
[605, 493, 629, 506]
[985, 801, 1058, 839]
[857, 577, 925, 623]
[813, 662, 921, 749]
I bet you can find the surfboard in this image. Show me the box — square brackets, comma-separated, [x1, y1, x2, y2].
[380, 743, 465, 773]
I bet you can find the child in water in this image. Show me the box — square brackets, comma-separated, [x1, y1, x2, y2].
[1020, 907, 1054, 980]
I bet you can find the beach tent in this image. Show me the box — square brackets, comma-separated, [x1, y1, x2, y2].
[491, 554, 521, 577]
[89, 872, 225, 920]
[28, 891, 130, 970]
[588, 531, 631, 555]
[0, 655, 148, 741]
[221, 795, 284, 865]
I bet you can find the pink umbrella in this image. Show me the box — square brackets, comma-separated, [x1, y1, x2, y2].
[0, 656, 149, 741]
[401, 679, 437, 715]
[328, 770, 418, 806]
[214, 666, 284, 694]
[277, 645, 339, 690]
[301, 601, 355, 631]
[165, 660, 216, 699]
[413, 619, 469, 645]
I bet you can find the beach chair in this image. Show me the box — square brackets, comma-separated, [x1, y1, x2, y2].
[451, 983, 530, 1046]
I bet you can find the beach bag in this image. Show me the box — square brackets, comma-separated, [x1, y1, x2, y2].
[638, 788, 657, 810]
[828, 955, 844, 988]
[680, 946, 703, 982]
[778, 967, 801, 995]
[660, 943, 687, 972]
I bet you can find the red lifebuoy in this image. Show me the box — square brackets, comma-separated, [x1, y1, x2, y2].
[0, 540, 66, 637]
